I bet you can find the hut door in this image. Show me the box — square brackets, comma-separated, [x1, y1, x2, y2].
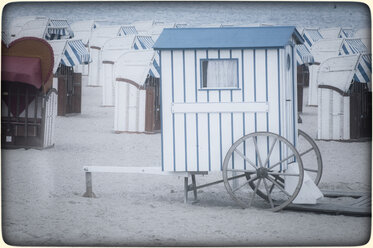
[349, 82, 372, 139]
[144, 77, 161, 132]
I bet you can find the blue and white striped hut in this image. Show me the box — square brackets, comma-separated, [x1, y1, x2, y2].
[153, 26, 303, 172]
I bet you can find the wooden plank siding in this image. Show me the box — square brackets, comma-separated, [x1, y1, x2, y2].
[160, 45, 297, 172]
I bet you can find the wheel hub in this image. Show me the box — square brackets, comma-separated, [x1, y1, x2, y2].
[256, 167, 268, 178]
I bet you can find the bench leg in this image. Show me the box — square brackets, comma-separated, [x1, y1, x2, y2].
[184, 176, 188, 203]
[83, 172, 96, 198]
[191, 174, 198, 203]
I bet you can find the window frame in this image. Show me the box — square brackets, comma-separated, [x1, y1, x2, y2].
[199, 58, 240, 91]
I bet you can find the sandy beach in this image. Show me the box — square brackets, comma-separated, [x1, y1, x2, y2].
[1, 76, 371, 246]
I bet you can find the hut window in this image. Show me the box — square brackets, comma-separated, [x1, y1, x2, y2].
[201, 59, 238, 88]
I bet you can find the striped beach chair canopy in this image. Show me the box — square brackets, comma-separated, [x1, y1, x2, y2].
[45, 19, 74, 40]
[119, 25, 138, 36]
[302, 28, 323, 49]
[340, 28, 354, 38]
[338, 38, 371, 83]
[134, 35, 154, 50]
[353, 54, 371, 83]
[295, 44, 314, 65]
[339, 38, 368, 55]
[49, 39, 91, 74]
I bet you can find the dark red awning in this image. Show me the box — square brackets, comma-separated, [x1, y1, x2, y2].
[1, 55, 42, 89]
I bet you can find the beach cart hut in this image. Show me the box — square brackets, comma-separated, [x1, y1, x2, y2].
[113, 50, 160, 133]
[48, 39, 91, 116]
[1, 37, 57, 149]
[153, 26, 303, 171]
[101, 35, 155, 106]
[317, 54, 371, 140]
[153, 26, 325, 208]
[88, 25, 138, 87]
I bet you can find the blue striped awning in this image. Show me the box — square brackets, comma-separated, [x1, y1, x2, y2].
[302, 29, 323, 49]
[50, 19, 70, 27]
[121, 26, 138, 35]
[133, 36, 154, 50]
[353, 54, 371, 83]
[61, 40, 91, 66]
[339, 28, 354, 38]
[295, 44, 314, 65]
[149, 52, 160, 77]
[47, 27, 68, 36]
[340, 39, 368, 55]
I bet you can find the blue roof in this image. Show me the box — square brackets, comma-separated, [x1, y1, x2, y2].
[153, 26, 303, 50]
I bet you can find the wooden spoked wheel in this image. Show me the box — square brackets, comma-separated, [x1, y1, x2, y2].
[246, 130, 323, 199]
[222, 132, 304, 212]
[297, 129, 323, 185]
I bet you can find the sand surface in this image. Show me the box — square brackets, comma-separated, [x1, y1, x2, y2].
[2, 77, 371, 246]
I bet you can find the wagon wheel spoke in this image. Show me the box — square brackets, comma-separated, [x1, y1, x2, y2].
[252, 137, 263, 167]
[232, 176, 258, 193]
[266, 176, 292, 198]
[304, 168, 318, 173]
[268, 153, 295, 170]
[249, 178, 262, 207]
[262, 178, 275, 209]
[299, 147, 314, 157]
[263, 138, 277, 168]
[268, 172, 300, 177]
[234, 148, 258, 170]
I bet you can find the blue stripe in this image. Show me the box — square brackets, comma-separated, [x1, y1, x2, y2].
[206, 50, 211, 171]
[253, 49, 258, 166]
[64, 50, 75, 66]
[134, 43, 139, 50]
[171, 50, 176, 171]
[357, 63, 370, 82]
[69, 43, 82, 64]
[302, 34, 312, 47]
[292, 47, 296, 148]
[342, 44, 349, 55]
[139, 38, 147, 49]
[241, 49, 246, 170]
[217, 49, 223, 170]
[183, 50, 188, 171]
[265, 49, 269, 167]
[229, 49, 234, 169]
[195, 50, 199, 171]
[277, 49, 282, 170]
[159, 52, 164, 171]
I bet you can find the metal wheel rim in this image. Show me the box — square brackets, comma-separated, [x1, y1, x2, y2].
[222, 132, 304, 212]
[298, 129, 323, 185]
